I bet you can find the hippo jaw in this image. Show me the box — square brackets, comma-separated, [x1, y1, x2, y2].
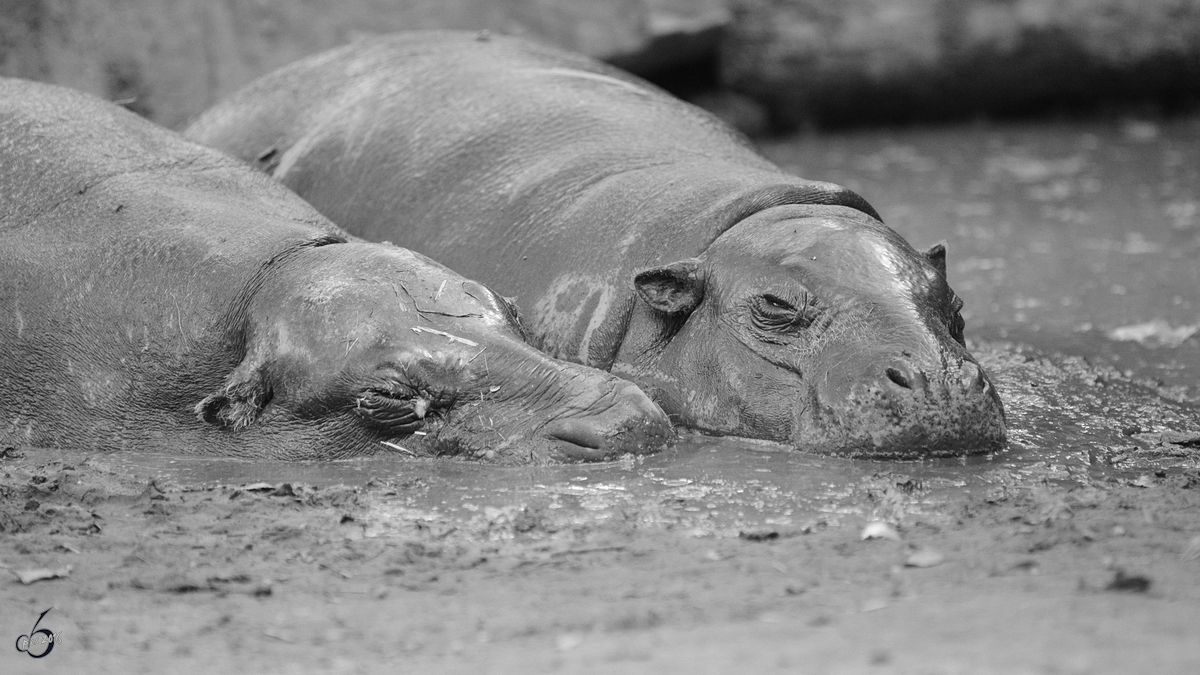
[409, 375, 672, 463]
[196, 242, 671, 461]
[622, 204, 1006, 458]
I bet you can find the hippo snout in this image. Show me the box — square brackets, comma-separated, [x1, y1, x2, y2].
[804, 357, 1006, 459]
[542, 382, 673, 462]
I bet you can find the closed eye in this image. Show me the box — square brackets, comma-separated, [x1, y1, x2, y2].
[751, 292, 819, 332]
[763, 294, 793, 311]
[497, 295, 527, 339]
[351, 386, 424, 431]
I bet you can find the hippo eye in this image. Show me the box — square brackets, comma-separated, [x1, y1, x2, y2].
[352, 387, 424, 432]
[497, 295, 526, 338]
[752, 293, 817, 332]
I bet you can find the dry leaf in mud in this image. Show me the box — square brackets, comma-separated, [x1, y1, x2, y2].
[1107, 320, 1199, 348]
[263, 627, 296, 643]
[156, 573, 209, 594]
[905, 548, 945, 568]
[15, 565, 72, 585]
[1105, 569, 1152, 593]
[239, 482, 276, 492]
[860, 598, 889, 612]
[739, 530, 780, 542]
[1131, 475, 1156, 488]
[861, 521, 901, 541]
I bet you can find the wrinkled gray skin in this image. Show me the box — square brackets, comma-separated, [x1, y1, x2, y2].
[0, 77, 671, 462]
[185, 31, 1006, 458]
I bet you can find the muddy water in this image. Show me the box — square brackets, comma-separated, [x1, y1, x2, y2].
[104, 440, 988, 537]
[107, 119, 1200, 532]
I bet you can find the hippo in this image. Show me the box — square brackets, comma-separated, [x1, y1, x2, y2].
[0, 77, 671, 463]
[185, 30, 1006, 458]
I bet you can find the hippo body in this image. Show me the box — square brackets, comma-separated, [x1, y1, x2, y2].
[0, 77, 670, 462]
[185, 31, 1006, 458]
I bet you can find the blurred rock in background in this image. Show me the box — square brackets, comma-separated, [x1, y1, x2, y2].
[722, 0, 1200, 131]
[1, 0, 1198, 134]
[0, 0, 726, 130]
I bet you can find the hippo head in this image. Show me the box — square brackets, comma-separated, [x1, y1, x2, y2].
[624, 204, 1005, 458]
[198, 242, 671, 461]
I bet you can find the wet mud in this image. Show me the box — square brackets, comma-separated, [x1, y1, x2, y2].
[3, 120, 1200, 673]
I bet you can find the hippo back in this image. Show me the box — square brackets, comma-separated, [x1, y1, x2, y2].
[185, 31, 879, 364]
[1, 78, 344, 453]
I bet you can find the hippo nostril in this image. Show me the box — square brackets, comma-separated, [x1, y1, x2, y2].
[884, 364, 928, 393]
[542, 419, 605, 450]
[885, 367, 911, 390]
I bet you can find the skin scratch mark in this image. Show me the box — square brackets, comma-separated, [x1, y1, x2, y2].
[414, 307, 482, 319]
[410, 326, 479, 346]
[388, 282, 409, 311]
[380, 440, 415, 456]
[398, 281, 480, 321]
[527, 68, 650, 96]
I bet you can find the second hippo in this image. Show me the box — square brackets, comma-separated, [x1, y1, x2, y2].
[186, 31, 1005, 458]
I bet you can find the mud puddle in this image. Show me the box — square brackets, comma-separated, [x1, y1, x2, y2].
[90, 335, 1200, 539]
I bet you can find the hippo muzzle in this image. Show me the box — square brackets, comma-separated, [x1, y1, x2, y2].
[796, 354, 1006, 458]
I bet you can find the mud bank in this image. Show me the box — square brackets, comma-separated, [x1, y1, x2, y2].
[3, 336, 1200, 674]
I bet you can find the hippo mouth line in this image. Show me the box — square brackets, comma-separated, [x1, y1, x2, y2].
[542, 418, 605, 450]
[406, 418, 671, 464]
[796, 430, 1006, 460]
[541, 415, 676, 462]
[795, 417, 1008, 459]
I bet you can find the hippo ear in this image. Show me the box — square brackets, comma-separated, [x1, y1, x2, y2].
[634, 259, 705, 316]
[925, 243, 947, 278]
[196, 363, 272, 430]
